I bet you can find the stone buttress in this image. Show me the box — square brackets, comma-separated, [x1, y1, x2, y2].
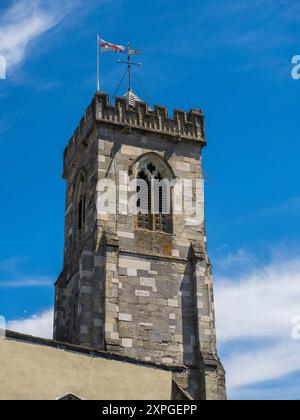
[54, 92, 226, 400]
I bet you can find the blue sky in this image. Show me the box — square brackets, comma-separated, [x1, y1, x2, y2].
[0, 0, 300, 400]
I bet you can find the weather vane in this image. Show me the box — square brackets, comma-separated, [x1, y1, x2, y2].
[117, 42, 142, 93]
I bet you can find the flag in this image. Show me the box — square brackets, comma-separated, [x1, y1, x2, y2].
[100, 39, 126, 53]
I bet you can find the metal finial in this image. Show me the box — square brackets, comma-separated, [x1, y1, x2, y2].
[117, 42, 142, 94]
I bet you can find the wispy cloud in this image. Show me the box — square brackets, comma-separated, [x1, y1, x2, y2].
[0, 116, 12, 136]
[0, 256, 29, 272]
[7, 308, 53, 339]
[215, 247, 300, 399]
[0, 0, 85, 71]
[234, 196, 300, 225]
[223, 341, 300, 391]
[0, 256, 53, 288]
[201, 0, 300, 53]
[151, 0, 300, 77]
[38, 80, 61, 92]
[215, 249, 255, 274]
[206, 1, 298, 46]
[0, 277, 52, 288]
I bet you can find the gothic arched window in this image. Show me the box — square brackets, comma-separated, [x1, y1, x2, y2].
[133, 154, 174, 234]
[75, 173, 86, 239]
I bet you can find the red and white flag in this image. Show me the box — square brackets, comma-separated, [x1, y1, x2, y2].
[100, 39, 126, 53]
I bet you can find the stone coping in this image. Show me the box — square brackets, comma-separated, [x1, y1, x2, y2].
[4, 330, 187, 373]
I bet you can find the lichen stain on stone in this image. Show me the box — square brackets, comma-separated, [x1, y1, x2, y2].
[134, 231, 173, 257]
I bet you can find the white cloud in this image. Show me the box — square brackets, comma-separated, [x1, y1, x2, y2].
[215, 249, 254, 273]
[0, 277, 52, 288]
[216, 257, 300, 342]
[215, 252, 300, 396]
[224, 340, 300, 390]
[8, 308, 53, 339]
[0, 0, 83, 70]
[0, 257, 53, 288]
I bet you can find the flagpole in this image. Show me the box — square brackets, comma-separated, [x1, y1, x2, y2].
[97, 34, 100, 92]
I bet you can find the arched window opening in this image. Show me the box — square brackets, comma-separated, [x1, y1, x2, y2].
[134, 155, 174, 234]
[78, 193, 86, 231]
[76, 174, 86, 239]
[137, 170, 152, 230]
[154, 172, 172, 234]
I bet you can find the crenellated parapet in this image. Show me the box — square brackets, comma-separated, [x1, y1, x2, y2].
[64, 92, 206, 171]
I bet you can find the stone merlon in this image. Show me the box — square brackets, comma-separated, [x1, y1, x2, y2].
[64, 92, 206, 171]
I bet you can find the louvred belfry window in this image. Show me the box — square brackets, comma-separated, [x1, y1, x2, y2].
[136, 160, 173, 234]
[137, 170, 152, 230]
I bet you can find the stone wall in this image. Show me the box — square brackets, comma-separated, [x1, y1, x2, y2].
[54, 93, 227, 400]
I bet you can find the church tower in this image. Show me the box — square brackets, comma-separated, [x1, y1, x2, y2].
[54, 91, 226, 400]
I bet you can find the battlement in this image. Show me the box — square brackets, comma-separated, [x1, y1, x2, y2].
[64, 92, 206, 170]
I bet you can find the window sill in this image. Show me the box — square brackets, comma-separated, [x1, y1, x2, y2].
[136, 228, 173, 237]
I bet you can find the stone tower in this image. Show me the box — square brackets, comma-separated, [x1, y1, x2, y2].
[54, 91, 226, 400]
